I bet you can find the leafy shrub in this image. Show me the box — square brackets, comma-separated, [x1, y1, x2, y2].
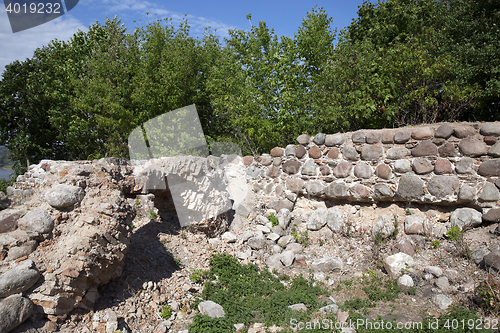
[160, 305, 172, 319]
[268, 212, 279, 227]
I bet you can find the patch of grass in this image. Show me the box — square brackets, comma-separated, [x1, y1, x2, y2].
[190, 268, 208, 284]
[342, 297, 375, 311]
[134, 199, 141, 207]
[362, 272, 401, 302]
[268, 212, 279, 227]
[477, 274, 500, 316]
[446, 226, 472, 260]
[159, 305, 172, 319]
[148, 210, 158, 220]
[431, 240, 441, 249]
[190, 253, 329, 330]
[291, 226, 310, 247]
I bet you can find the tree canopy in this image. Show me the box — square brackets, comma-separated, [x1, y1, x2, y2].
[1, 1, 498, 176]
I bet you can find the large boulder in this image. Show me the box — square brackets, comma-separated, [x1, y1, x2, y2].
[0, 294, 33, 332]
[17, 209, 54, 234]
[0, 259, 40, 297]
[45, 184, 84, 209]
[450, 208, 482, 231]
[396, 173, 424, 201]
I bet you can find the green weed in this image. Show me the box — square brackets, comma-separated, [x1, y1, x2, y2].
[160, 305, 172, 319]
[268, 212, 279, 227]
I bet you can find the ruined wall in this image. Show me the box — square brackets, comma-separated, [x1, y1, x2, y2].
[241, 122, 500, 215]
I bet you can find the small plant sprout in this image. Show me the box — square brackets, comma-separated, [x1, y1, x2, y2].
[431, 239, 441, 248]
[160, 304, 172, 319]
[148, 209, 158, 220]
[267, 212, 279, 227]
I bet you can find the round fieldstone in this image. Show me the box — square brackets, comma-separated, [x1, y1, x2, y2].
[17, 209, 54, 234]
[458, 184, 475, 202]
[354, 162, 373, 179]
[296, 146, 306, 159]
[434, 159, 453, 174]
[361, 144, 383, 161]
[478, 159, 500, 176]
[301, 159, 317, 176]
[259, 154, 273, 166]
[366, 132, 381, 144]
[352, 131, 366, 143]
[308, 146, 322, 159]
[485, 136, 497, 146]
[333, 161, 352, 178]
[382, 131, 395, 143]
[313, 133, 326, 145]
[394, 131, 411, 143]
[456, 157, 474, 174]
[286, 178, 305, 192]
[480, 123, 500, 136]
[270, 147, 284, 157]
[320, 165, 330, 176]
[325, 134, 345, 146]
[327, 207, 344, 233]
[373, 183, 394, 200]
[411, 127, 434, 140]
[386, 147, 410, 160]
[273, 157, 281, 166]
[0, 209, 26, 234]
[411, 140, 438, 157]
[454, 125, 476, 138]
[297, 134, 310, 145]
[285, 145, 296, 156]
[242, 156, 253, 165]
[45, 184, 84, 209]
[349, 183, 370, 200]
[372, 215, 396, 238]
[434, 124, 454, 139]
[438, 142, 457, 157]
[450, 208, 482, 230]
[488, 141, 500, 157]
[394, 159, 412, 173]
[266, 166, 280, 178]
[412, 158, 434, 174]
[0, 294, 33, 333]
[479, 182, 500, 202]
[0, 260, 40, 298]
[396, 173, 425, 201]
[342, 146, 359, 161]
[375, 164, 392, 179]
[483, 208, 500, 223]
[282, 160, 302, 174]
[459, 138, 488, 157]
[327, 148, 339, 159]
[427, 175, 460, 198]
[324, 182, 348, 199]
[304, 181, 325, 197]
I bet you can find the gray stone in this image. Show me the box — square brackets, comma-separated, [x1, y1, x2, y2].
[424, 266, 443, 277]
[278, 235, 294, 248]
[373, 184, 394, 200]
[411, 127, 434, 140]
[454, 125, 476, 138]
[333, 161, 352, 178]
[286, 242, 304, 254]
[0, 209, 26, 234]
[427, 176, 460, 198]
[404, 215, 429, 235]
[235, 203, 251, 218]
[313, 133, 326, 145]
[459, 138, 488, 157]
[0, 259, 40, 297]
[0, 294, 33, 333]
[394, 131, 411, 143]
[283, 160, 302, 175]
[342, 146, 359, 161]
[288, 303, 307, 311]
[327, 207, 344, 233]
[325, 134, 345, 146]
[222, 232, 237, 243]
[311, 257, 342, 273]
[352, 131, 365, 143]
[438, 142, 457, 157]
[396, 173, 425, 201]
[45, 184, 84, 209]
[397, 274, 414, 291]
[450, 208, 482, 230]
[304, 181, 325, 197]
[266, 253, 284, 270]
[0, 192, 10, 210]
[366, 131, 381, 143]
[301, 159, 317, 176]
[6, 240, 38, 261]
[307, 208, 328, 231]
[349, 183, 370, 201]
[383, 252, 413, 279]
[472, 248, 489, 265]
[319, 304, 339, 314]
[198, 300, 225, 318]
[285, 145, 296, 156]
[483, 250, 500, 272]
[297, 134, 311, 145]
[411, 140, 438, 157]
[247, 237, 266, 250]
[488, 141, 500, 157]
[394, 159, 412, 173]
[280, 250, 295, 267]
[246, 166, 264, 178]
[480, 123, 500, 136]
[277, 209, 292, 229]
[266, 166, 280, 178]
[458, 184, 475, 202]
[267, 199, 294, 212]
[324, 182, 348, 199]
[372, 215, 395, 238]
[386, 147, 410, 160]
[434, 124, 454, 139]
[259, 154, 273, 166]
[478, 159, 500, 176]
[483, 208, 500, 223]
[456, 157, 474, 174]
[412, 158, 433, 174]
[361, 144, 384, 161]
[432, 294, 453, 310]
[354, 162, 373, 179]
[479, 182, 500, 202]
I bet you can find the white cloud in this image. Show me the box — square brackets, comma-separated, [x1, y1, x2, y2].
[0, 12, 87, 77]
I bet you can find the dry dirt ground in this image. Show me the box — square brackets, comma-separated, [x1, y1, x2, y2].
[12, 194, 500, 332]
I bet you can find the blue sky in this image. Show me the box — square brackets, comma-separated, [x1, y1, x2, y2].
[0, 0, 372, 76]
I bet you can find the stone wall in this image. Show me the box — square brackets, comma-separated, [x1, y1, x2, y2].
[241, 122, 500, 214]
